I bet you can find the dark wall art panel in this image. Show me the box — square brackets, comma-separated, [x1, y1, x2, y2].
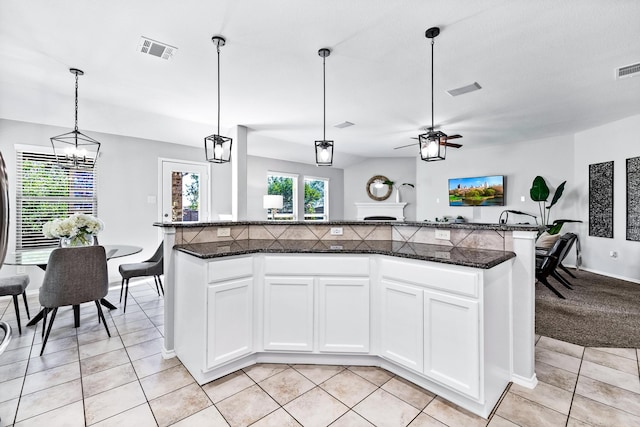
[589, 161, 614, 238]
[627, 156, 640, 241]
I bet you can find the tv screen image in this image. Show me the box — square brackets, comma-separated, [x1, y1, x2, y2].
[448, 175, 505, 206]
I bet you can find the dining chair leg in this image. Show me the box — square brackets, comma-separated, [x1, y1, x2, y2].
[153, 276, 160, 296]
[123, 279, 130, 313]
[42, 308, 48, 338]
[551, 271, 573, 290]
[560, 263, 577, 278]
[21, 291, 30, 319]
[157, 276, 164, 296]
[40, 307, 58, 356]
[538, 277, 566, 299]
[95, 301, 111, 338]
[12, 295, 22, 335]
[73, 305, 80, 328]
[120, 278, 125, 302]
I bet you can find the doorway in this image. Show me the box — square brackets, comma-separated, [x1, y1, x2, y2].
[159, 159, 210, 222]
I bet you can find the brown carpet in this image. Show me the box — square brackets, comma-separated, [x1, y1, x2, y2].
[535, 268, 640, 348]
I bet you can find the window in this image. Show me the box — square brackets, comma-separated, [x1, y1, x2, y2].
[267, 172, 297, 220]
[15, 148, 98, 249]
[304, 177, 329, 221]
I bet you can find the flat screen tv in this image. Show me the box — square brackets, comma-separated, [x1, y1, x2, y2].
[448, 175, 505, 206]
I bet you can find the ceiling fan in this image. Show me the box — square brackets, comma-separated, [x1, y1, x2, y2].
[393, 27, 463, 161]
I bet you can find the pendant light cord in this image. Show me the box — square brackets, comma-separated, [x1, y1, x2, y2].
[74, 72, 79, 132]
[431, 38, 434, 130]
[323, 54, 326, 141]
[217, 43, 221, 137]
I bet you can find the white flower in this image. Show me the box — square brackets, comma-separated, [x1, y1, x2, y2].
[42, 214, 104, 239]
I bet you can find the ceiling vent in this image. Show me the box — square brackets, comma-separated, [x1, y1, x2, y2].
[334, 121, 355, 129]
[616, 62, 640, 79]
[447, 82, 482, 97]
[138, 37, 177, 60]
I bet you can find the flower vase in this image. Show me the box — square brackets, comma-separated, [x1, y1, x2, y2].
[60, 234, 95, 247]
[395, 187, 400, 203]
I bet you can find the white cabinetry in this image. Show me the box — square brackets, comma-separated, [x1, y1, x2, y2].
[263, 276, 314, 351]
[380, 279, 424, 371]
[207, 277, 253, 367]
[318, 277, 369, 353]
[423, 289, 479, 399]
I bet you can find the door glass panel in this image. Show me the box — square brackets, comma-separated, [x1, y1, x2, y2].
[171, 172, 200, 222]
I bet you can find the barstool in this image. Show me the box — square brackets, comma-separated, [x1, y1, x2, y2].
[0, 274, 30, 334]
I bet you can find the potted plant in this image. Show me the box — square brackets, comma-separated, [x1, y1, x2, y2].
[455, 215, 465, 223]
[530, 176, 580, 247]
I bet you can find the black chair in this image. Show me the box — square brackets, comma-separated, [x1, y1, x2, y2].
[0, 274, 30, 334]
[535, 236, 571, 299]
[558, 233, 579, 279]
[551, 233, 578, 289]
[118, 241, 163, 313]
[39, 246, 111, 355]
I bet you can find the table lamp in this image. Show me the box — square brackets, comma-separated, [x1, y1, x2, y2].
[263, 195, 283, 220]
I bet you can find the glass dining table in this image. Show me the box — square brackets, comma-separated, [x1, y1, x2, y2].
[3, 245, 142, 327]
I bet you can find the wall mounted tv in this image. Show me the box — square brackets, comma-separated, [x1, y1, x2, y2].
[448, 175, 505, 206]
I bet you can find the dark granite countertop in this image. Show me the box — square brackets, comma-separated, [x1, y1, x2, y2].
[174, 239, 515, 269]
[155, 220, 541, 232]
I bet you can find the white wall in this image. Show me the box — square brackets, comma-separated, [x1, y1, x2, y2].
[246, 155, 344, 220]
[343, 157, 417, 221]
[416, 134, 578, 225]
[0, 118, 232, 286]
[573, 114, 640, 282]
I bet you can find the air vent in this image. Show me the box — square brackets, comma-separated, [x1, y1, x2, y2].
[334, 121, 355, 129]
[616, 63, 640, 79]
[137, 37, 177, 60]
[447, 82, 482, 97]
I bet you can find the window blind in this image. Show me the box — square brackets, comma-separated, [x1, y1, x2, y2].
[15, 149, 98, 249]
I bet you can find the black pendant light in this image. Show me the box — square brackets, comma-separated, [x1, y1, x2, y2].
[419, 27, 446, 162]
[50, 68, 101, 170]
[205, 35, 232, 163]
[315, 48, 334, 166]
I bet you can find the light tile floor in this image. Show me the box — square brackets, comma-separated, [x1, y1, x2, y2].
[1, 280, 639, 426]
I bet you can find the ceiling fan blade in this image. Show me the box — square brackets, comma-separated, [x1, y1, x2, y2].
[393, 142, 418, 150]
[446, 134, 463, 140]
[443, 142, 463, 148]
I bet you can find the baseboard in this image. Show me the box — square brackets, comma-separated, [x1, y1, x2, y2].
[565, 265, 640, 285]
[511, 373, 538, 389]
[162, 346, 177, 359]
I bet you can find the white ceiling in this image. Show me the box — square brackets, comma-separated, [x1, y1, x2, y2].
[1, 0, 639, 168]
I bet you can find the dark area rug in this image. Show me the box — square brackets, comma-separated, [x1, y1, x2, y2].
[535, 268, 640, 348]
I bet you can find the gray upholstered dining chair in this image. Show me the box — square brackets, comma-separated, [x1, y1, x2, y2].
[39, 246, 110, 356]
[0, 274, 30, 335]
[118, 241, 163, 313]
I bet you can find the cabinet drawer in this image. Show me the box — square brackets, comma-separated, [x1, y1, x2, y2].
[208, 256, 253, 283]
[380, 258, 479, 297]
[264, 256, 369, 276]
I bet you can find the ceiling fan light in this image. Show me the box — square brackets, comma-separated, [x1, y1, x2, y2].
[419, 133, 446, 161]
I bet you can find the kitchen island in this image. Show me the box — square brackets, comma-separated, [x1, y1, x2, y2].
[155, 221, 540, 418]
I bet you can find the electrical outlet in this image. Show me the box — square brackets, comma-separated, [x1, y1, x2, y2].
[609, 250, 618, 259]
[217, 227, 231, 237]
[435, 229, 450, 240]
[330, 227, 343, 236]
[16, 266, 26, 274]
[521, 196, 526, 202]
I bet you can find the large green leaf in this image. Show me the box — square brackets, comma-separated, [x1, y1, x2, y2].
[547, 219, 582, 235]
[530, 176, 549, 201]
[547, 181, 567, 209]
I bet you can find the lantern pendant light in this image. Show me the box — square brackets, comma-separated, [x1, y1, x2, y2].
[315, 48, 334, 166]
[204, 35, 232, 163]
[418, 27, 446, 162]
[50, 68, 101, 170]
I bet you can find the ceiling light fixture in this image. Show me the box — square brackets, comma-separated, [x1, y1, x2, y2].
[204, 35, 232, 164]
[50, 68, 101, 170]
[315, 48, 334, 166]
[417, 28, 464, 162]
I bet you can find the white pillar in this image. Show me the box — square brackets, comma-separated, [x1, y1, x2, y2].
[232, 125, 248, 220]
[161, 226, 177, 359]
[510, 230, 538, 388]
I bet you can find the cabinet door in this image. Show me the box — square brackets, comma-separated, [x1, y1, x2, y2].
[318, 277, 369, 353]
[264, 276, 314, 351]
[424, 289, 480, 399]
[206, 277, 253, 368]
[380, 280, 424, 371]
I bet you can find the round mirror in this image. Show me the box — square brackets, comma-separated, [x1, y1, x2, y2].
[366, 175, 393, 201]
